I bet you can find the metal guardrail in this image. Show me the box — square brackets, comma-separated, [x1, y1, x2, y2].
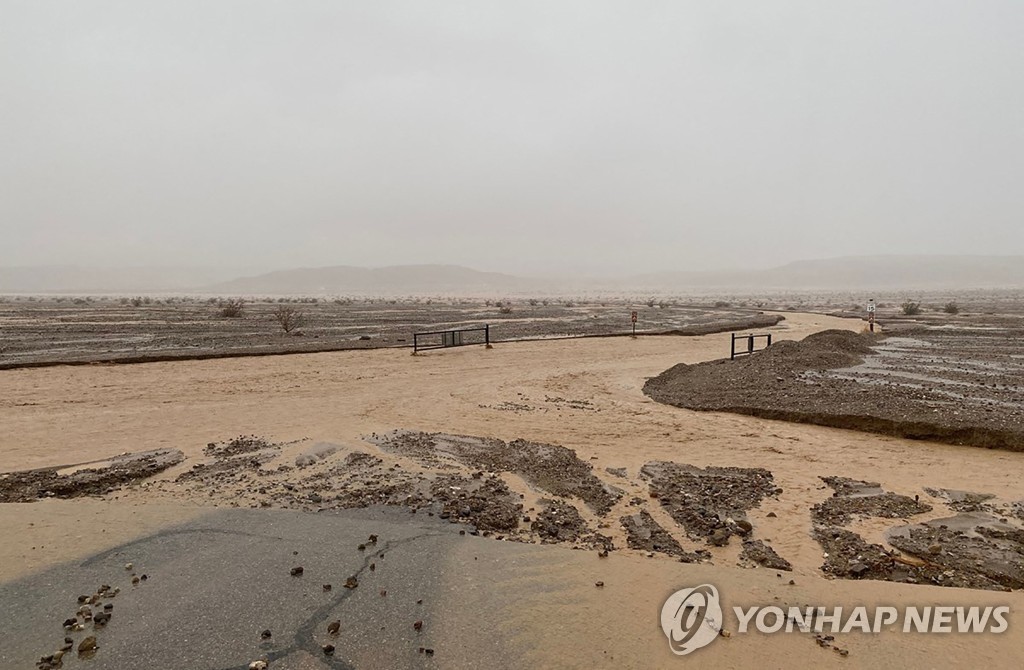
[413, 325, 490, 353]
[730, 332, 772, 359]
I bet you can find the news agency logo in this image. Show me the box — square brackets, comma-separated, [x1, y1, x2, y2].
[659, 584, 723, 655]
[661, 584, 1010, 656]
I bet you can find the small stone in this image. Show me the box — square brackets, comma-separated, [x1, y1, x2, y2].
[425, 648, 434, 656]
[290, 566, 304, 576]
[417, 599, 423, 604]
[380, 589, 387, 597]
[344, 577, 358, 589]
[125, 562, 133, 570]
[322, 644, 335, 656]
[260, 629, 272, 639]
[131, 575, 140, 585]
[327, 620, 341, 636]
[323, 584, 332, 592]
[370, 563, 375, 572]
[248, 662, 268, 670]
[368, 534, 378, 544]
[710, 528, 730, 546]
[595, 581, 604, 588]
[766, 512, 778, 518]
[78, 636, 98, 653]
[62, 618, 77, 629]
[788, 579, 796, 585]
[413, 620, 423, 631]
[357, 544, 366, 551]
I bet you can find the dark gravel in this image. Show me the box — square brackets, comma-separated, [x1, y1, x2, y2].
[644, 325, 1024, 451]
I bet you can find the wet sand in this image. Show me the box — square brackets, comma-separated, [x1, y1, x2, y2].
[2, 311, 1023, 668]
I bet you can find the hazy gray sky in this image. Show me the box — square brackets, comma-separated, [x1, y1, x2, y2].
[1, 1, 1022, 275]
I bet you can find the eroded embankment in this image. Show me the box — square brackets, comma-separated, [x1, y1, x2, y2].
[643, 329, 1024, 451]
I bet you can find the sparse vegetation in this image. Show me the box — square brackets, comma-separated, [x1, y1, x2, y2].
[272, 305, 305, 333]
[130, 296, 143, 307]
[219, 298, 245, 318]
[901, 301, 923, 316]
[498, 304, 513, 314]
[943, 302, 960, 314]
[714, 301, 731, 308]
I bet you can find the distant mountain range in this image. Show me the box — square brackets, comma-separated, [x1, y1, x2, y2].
[1, 255, 1023, 294]
[204, 264, 537, 294]
[624, 255, 1024, 291]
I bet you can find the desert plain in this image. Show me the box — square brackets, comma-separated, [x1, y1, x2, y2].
[0, 296, 1022, 669]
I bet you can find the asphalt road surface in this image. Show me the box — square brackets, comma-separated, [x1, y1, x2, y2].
[1, 507, 496, 669]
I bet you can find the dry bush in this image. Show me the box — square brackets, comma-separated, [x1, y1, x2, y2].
[901, 301, 922, 316]
[273, 305, 305, 333]
[498, 304, 513, 314]
[943, 302, 960, 314]
[219, 298, 245, 317]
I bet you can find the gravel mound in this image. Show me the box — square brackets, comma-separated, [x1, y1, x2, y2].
[643, 328, 1024, 451]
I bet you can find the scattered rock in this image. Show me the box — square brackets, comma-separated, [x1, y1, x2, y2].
[740, 539, 793, 571]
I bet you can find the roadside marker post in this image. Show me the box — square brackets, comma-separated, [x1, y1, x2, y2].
[631, 311, 638, 338]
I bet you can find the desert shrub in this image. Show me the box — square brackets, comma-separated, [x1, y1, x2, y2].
[646, 298, 656, 307]
[714, 300, 731, 308]
[528, 299, 539, 306]
[901, 301, 922, 316]
[498, 305, 513, 314]
[943, 302, 960, 314]
[219, 298, 245, 317]
[130, 297, 143, 307]
[273, 305, 305, 333]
